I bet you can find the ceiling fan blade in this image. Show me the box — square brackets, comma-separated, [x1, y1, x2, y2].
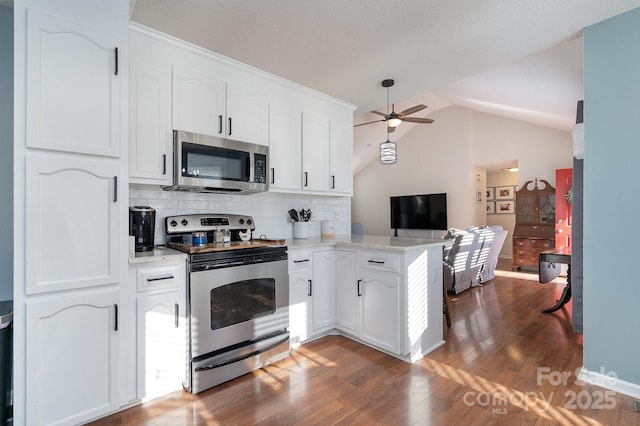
[353, 119, 385, 127]
[370, 110, 387, 117]
[403, 117, 434, 124]
[398, 104, 427, 116]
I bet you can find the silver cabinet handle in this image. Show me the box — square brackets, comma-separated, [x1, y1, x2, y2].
[174, 303, 179, 328]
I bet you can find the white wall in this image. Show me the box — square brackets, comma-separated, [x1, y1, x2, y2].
[471, 111, 572, 188]
[353, 106, 473, 237]
[130, 186, 352, 244]
[353, 105, 572, 237]
[0, 5, 12, 301]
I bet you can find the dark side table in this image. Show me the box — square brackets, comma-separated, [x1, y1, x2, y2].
[538, 247, 571, 313]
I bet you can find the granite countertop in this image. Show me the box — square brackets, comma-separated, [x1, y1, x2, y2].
[129, 246, 188, 264]
[286, 235, 447, 252]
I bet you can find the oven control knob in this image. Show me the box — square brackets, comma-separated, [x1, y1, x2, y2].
[239, 218, 245, 225]
[247, 219, 253, 225]
[170, 220, 177, 227]
[181, 219, 188, 226]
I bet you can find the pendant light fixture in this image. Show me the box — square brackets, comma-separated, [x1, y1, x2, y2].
[380, 126, 397, 164]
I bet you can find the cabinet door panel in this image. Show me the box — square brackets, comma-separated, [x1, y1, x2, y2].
[130, 60, 171, 183]
[360, 271, 401, 354]
[25, 154, 119, 294]
[289, 270, 312, 345]
[226, 82, 268, 145]
[26, 8, 120, 156]
[302, 114, 330, 192]
[26, 289, 119, 425]
[137, 292, 184, 400]
[312, 250, 336, 331]
[269, 103, 301, 190]
[335, 251, 357, 334]
[330, 119, 353, 194]
[172, 65, 225, 137]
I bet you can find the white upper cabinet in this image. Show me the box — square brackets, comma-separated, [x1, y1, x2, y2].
[225, 80, 269, 146]
[172, 65, 225, 137]
[302, 113, 331, 192]
[330, 118, 354, 195]
[26, 8, 121, 157]
[172, 65, 269, 145]
[25, 153, 120, 294]
[269, 102, 302, 191]
[130, 60, 172, 184]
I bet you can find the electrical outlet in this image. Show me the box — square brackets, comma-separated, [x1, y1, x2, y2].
[634, 400, 640, 412]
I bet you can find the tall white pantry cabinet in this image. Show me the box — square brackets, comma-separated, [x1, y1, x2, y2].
[13, 1, 130, 425]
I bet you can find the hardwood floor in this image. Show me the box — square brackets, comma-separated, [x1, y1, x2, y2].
[91, 260, 640, 425]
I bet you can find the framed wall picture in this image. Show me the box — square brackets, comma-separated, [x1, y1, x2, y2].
[486, 187, 495, 201]
[486, 201, 495, 214]
[496, 200, 515, 214]
[495, 185, 515, 200]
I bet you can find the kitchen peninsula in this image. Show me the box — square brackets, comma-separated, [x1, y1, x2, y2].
[287, 235, 446, 363]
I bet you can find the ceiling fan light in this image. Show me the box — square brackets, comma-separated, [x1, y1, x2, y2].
[380, 140, 397, 164]
[387, 117, 402, 128]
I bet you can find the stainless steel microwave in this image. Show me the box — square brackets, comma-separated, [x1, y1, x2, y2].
[166, 130, 269, 194]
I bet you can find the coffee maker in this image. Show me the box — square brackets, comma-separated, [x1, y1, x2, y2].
[129, 206, 156, 252]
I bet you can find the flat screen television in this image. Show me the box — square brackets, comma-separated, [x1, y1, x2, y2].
[390, 193, 448, 231]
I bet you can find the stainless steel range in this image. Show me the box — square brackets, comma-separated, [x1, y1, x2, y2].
[165, 214, 289, 394]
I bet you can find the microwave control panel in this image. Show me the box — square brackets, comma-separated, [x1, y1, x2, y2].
[254, 153, 267, 184]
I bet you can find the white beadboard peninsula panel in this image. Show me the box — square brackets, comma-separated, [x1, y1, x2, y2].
[129, 185, 351, 245]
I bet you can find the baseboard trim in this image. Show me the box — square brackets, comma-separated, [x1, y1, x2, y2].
[578, 366, 640, 399]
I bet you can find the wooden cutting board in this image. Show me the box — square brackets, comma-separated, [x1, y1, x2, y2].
[167, 239, 286, 254]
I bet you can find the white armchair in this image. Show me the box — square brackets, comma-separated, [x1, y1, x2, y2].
[480, 226, 508, 283]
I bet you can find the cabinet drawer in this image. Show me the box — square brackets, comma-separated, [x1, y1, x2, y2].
[514, 238, 554, 250]
[136, 263, 183, 292]
[512, 255, 539, 267]
[357, 250, 400, 273]
[288, 249, 313, 271]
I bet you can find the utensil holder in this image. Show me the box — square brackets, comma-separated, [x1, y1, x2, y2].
[294, 222, 309, 239]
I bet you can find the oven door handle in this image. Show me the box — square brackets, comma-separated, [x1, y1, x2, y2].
[194, 334, 289, 372]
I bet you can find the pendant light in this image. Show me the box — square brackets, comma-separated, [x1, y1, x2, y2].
[380, 126, 397, 164]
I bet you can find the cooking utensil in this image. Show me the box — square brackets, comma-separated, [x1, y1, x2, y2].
[299, 209, 312, 222]
[288, 209, 299, 222]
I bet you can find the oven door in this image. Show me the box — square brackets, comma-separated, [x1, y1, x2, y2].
[189, 259, 289, 358]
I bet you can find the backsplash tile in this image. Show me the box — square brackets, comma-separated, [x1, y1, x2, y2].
[129, 184, 352, 245]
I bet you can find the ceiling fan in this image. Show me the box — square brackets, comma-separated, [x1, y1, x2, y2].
[354, 79, 434, 132]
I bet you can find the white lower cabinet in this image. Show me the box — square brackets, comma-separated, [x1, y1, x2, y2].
[289, 268, 312, 346]
[359, 269, 401, 354]
[288, 248, 336, 345]
[335, 250, 357, 334]
[335, 250, 402, 355]
[25, 288, 120, 426]
[137, 291, 184, 401]
[312, 250, 336, 332]
[129, 259, 186, 402]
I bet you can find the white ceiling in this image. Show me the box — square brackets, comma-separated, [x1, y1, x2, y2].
[130, 0, 640, 172]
